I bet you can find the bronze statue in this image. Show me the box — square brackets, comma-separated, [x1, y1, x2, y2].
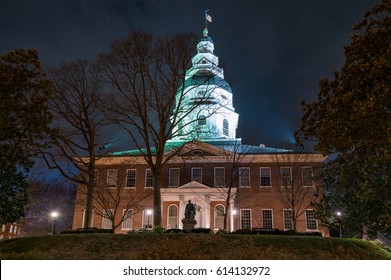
[185, 200, 196, 219]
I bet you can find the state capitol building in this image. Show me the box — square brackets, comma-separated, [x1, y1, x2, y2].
[72, 26, 328, 236]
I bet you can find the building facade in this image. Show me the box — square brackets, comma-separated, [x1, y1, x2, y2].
[0, 223, 22, 240]
[72, 28, 328, 236]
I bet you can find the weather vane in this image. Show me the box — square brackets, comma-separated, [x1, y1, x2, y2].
[204, 10, 212, 37]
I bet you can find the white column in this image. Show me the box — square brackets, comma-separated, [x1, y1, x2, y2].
[178, 195, 184, 229]
[204, 195, 211, 228]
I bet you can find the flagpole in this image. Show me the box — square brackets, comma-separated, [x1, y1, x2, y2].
[204, 10, 209, 30]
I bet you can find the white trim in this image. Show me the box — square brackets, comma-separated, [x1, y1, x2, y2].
[305, 209, 318, 231]
[125, 169, 136, 188]
[167, 204, 179, 228]
[214, 167, 225, 187]
[261, 209, 274, 229]
[191, 167, 202, 183]
[121, 209, 133, 230]
[239, 167, 251, 188]
[214, 204, 225, 229]
[280, 166, 292, 187]
[168, 168, 180, 187]
[283, 209, 294, 230]
[145, 169, 153, 188]
[101, 209, 113, 229]
[106, 169, 118, 188]
[259, 167, 272, 187]
[240, 209, 252, 229]
[302, 166, 315, 187]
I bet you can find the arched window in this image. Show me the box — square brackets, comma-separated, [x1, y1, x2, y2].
[214, 205, 225, 229]
[168, 205, 178, 228]
[198, 115, 206, 126]
[223, 119, 229, 136]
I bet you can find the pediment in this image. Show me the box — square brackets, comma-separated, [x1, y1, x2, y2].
[166, 140, 232, 158]
[179, 181, 211, 189]
[195, 56, 214, 65]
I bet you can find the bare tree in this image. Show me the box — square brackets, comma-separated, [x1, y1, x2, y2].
[75, 166, 152, 231]
[270, 149, 322, 231]
[203, 138, 260, 231]
[23, 177, 76, 235]
[42, 59, 110, 228]
[98, 32, 219, 226]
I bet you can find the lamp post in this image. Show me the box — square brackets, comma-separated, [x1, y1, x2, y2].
[336, 211, 342, 238]
[50, 211, 58, 235]
[146, 209, 152, 228]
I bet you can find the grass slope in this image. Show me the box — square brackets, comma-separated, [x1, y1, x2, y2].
[0, 234, 390, 260]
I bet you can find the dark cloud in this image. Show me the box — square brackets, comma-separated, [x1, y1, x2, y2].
[0, 0, 379, 148]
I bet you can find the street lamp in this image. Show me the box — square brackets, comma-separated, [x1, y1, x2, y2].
[50, 211, 58, 235]
[336, 211, 342, 238]
[146, 209, 152, 228]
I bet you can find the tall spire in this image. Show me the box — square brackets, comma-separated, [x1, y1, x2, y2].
[169, 14, 239, 142]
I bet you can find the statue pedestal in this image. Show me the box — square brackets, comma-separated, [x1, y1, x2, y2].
[182, 218, 197, 233]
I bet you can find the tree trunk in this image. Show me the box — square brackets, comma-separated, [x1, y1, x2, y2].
[223, 186, 232, 231]
[83, 156, 95, 228]
[153, 173, 161, 227]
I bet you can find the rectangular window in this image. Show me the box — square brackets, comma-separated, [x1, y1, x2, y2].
[143, 209, 153, 228]
[82, 209, 94, 228]
[121, 209, 133, 230]
[106, 169, 118, 187]
[260, 167, 271, 186]
[239, 167, 250, 187]
[1, 224, 5, 232]
[145, 169, 154, 188]
[9, 225, 13, 233]
[306, 209, 318, 230]
[280, 167, 292, 186]
[169, 168, 180, 187]
[125, 169, 136, 188]
[214, 167, 225, 187]
[191, 167, 202, 183]
[240, 209, 252, 229]
[102, 209, 113, 229]
[262, 209, 273, 229]
[302, 167, 314, 187]
[283, 209, 294, 230]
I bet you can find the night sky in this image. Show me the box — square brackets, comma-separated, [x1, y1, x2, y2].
[0, 0, 379, 149]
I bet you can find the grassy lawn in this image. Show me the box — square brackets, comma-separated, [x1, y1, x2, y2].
[0, 233, 390, 260]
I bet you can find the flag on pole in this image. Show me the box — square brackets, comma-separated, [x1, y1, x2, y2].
[205, 11, 212, 22]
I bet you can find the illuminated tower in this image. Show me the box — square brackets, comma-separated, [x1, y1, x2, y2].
[170, 28, 239, 143]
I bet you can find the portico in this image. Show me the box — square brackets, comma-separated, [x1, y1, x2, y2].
[161, 181, 237, 231]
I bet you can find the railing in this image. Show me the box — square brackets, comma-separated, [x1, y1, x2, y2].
[377, 232, 391, 250]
